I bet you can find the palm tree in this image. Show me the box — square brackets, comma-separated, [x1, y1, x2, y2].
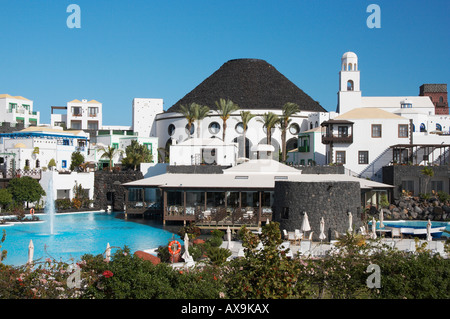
[179, 103, 197, 138]
[99, 145, 123, 172]
[215, 98, 240, 142]
[258, 112, 280, 146]
[240, 111, 255, 159]
[421, 166, 434, 194]
[122, 140, 153, 171]
[193, 104, 210, 138]
[280, 102, 300, 162]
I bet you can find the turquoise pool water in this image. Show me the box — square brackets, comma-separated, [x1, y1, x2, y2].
[0, 212, 182, 267]
[372, 220, 449, 238]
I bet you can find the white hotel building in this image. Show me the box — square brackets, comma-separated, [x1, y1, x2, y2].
[0, 94, 40, 127]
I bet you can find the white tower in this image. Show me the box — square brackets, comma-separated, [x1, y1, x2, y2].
[337, 52, 362, 114]
[132, 98, 163, 137]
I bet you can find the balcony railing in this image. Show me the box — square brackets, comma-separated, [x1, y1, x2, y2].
[298, 145, 310, 152]
[322, 134, 353, 144]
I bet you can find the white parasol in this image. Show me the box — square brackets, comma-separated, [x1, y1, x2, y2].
[379, 210, 385, 229]
[226, 226, 234, 249]
[27, 240, 34, 265]
[371, 217, 377, 239]
[105, 242, 111, 262]
[182, 233, 194, 264]
[426, 219, 432, 241]
[347, 212, 353, 233]
[319, 217, 326, 241]
[301, 212, 311, 232]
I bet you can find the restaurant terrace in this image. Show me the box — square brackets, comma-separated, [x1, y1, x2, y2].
[122, 158, 393, 230]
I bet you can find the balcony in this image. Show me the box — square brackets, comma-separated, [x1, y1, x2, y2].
[322, 133, 353, 144]
[298, 145, 310, 152]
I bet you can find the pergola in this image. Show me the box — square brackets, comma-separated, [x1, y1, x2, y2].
[390, 144, 450, 165]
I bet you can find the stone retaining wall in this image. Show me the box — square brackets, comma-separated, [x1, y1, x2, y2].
[273, 181, 362, 241]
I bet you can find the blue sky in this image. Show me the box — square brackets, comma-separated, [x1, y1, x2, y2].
[0, 0, 449, 126]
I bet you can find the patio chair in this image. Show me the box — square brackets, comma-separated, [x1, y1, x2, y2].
[390, 227, 402, 239]
[283, 229, 289, 240]
[406, 241, 416, 253]
[294, 229, 302, 244]
[307, 231, 314, 241]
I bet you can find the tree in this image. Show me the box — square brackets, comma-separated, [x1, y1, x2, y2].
[279, 102, 300, 162]
[99, 145, 123, 172]
[70, 151, 85, 171]
[421, 166, 434, 194]
[7, 176, 46, 208]
[179, 103, 198, 139]
[121, 140, 153, 171]
[215, 98, 239, 142]
[48, 158, 56, 170]
[0, 188, 13, 212]
[239, 111, 255, 159]
[257, 112, 280, 146]
[193, 103, 210, 138]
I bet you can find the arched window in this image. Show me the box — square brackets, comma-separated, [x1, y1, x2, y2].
[347, 80, 354, 91]
[185, 123, 195, 135]
[420, 123, 426, 132]
[436, 123, 442, 131]
[208, 122, 220, 134]
[342, 63, 347, 71]
[440, 96, 444, 104]
[36, 159, 40, 168]
[348, 63, 352, 71]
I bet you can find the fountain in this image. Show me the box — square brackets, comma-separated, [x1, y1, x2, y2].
[44, 175, 56, 235]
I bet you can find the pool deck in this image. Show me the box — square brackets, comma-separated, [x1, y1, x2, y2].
[165, 237, 448, 269]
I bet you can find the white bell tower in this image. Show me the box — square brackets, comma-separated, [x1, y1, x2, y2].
[337, 52, 362, 114]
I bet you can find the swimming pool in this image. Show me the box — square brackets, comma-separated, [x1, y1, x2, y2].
[372, 220, 450, 238]
[0, 212, 182, 267]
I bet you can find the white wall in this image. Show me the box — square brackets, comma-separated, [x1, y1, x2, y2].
[39, 170, 95, 204]
[132, 98, 163, 137]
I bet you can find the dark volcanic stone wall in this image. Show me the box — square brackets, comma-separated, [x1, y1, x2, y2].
[94, 170, 144, 211]
[273, 181, 362, 241]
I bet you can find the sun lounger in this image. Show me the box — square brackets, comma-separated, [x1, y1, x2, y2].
[294, 229, 302, 244]
[298, 240, 312, 256]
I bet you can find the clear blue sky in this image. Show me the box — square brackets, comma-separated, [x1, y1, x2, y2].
[1, 0, 449, 126]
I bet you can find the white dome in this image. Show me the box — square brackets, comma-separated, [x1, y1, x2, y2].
[342, 52, 357, 59]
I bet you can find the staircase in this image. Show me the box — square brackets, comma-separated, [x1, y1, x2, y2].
[358, 147, 392, 182]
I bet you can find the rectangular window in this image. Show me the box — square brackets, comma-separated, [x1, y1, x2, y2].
[338, 126, 348, 137]
[358, 151, 369, 164]
[112, 143, 119, 149]
[87, 121, 98, 130]
[282, 207, 289, 219]
[71, 106, 82, 116]
[62, 160, 67, 168]
[430, 181, 443, 192]
[336, 151, 346, 164]
[398, 124, 409, 138]
[88, 107, 98, 116]
[371, 124, 382, 138]
[8, 103, 17, 112]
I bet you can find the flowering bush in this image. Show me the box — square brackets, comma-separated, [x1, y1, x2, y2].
[0, 225, 448, 299]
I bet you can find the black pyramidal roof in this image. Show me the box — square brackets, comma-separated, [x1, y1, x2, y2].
[167, 58, 326, 113]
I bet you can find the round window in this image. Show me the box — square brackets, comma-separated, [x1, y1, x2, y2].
[209, 122, 221, 134]
[235, 122, 244, 134]
[185, 123, 195, 135]
[168, 124, 175, 136]
[289, 123, 300, 135]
